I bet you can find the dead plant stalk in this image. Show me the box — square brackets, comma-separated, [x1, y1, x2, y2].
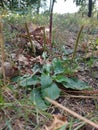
[0, 16, 6, 83]
[45, 97, 98, 129]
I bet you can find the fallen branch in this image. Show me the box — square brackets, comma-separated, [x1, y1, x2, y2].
[64, 90, 98, 95]
[45, 97, 98, 129]
[64, 94, 98, 99]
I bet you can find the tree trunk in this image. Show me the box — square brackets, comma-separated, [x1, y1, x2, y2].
[49, 0, 55, 46]
[88, 0, 92, 17]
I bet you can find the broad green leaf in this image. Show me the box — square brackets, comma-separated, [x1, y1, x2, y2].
[11, 74, 31, 82]
[52, 58, 64, 75]
[41, 83, 60, 100]
[54, 75, 90, 90]
[19, 75, 40, 87]
[11, 76, 21, 82]
[30, 88, 48, 110]
[42, 63, 52, 74]
[32, 64, 42, 73]
[40, 74, 52, 88]
[53, 75, 68, 83]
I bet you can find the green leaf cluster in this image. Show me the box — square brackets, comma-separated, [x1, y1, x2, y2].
[12, 58, 90, 110]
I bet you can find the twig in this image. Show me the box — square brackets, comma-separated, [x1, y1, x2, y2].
[45, 97, 98, 129]
[64, 94, 98, 99]
[64, 90, 98, 95]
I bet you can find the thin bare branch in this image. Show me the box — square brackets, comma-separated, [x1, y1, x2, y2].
[45, 97, 98, 129]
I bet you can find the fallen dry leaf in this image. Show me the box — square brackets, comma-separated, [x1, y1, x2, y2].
[13, 119, 25, 130]
[18, 54, 29, 66]
[45, 114, 68, 130]
[85, 50, 98, 59]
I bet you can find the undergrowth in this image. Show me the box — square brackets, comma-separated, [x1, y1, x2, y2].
[0, 11, 98, 129]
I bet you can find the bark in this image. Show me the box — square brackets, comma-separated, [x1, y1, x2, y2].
[49, 0, 55, 46]
[88, 0, 92, 17]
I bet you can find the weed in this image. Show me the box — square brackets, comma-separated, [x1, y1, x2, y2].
[1, 11, 98, 129]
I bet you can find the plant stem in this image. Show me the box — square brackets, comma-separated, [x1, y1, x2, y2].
[72, 25, 84, 60]
[25, 22, 36, 55]
[45, 97, 98, 129]
[0, 16, 6, 84]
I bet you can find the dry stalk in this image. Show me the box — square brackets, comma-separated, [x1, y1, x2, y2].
[64, 90, 98, 95]
[72, 25, 84, 60]
[0, 16, 6, 83]
[25, 22, 36, 55]
[65, 94, 98, 99]
[45, 97, 98, 129]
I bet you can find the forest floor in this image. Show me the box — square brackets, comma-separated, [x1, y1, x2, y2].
[0, 13, 98, 130]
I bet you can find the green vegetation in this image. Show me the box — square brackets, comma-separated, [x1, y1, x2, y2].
[11, 57, 90, 110]
[0, 1, 98, 129]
